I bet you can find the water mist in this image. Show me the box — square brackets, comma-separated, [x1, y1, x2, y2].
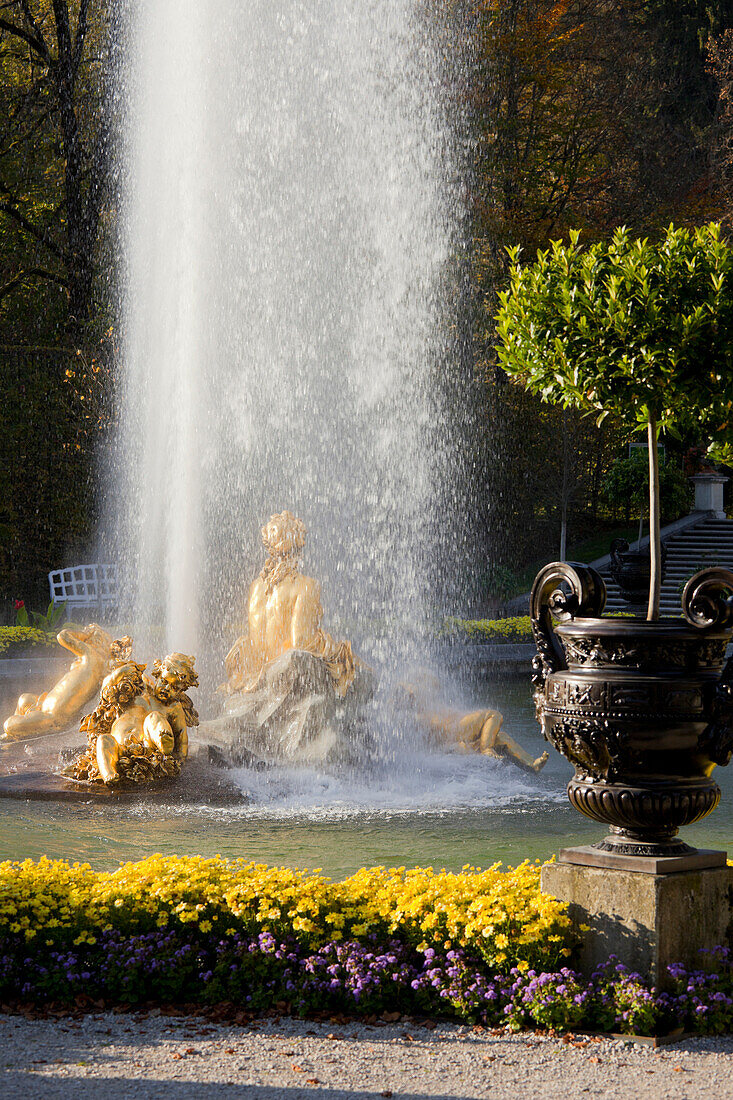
[113, 1, 456, 693]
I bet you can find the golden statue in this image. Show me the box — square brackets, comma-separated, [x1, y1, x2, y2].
[224, 511, 357, 698]
[68, 652, 199, 785]
[209, 511, 372, 762]
[3, 626, 132, 741]
[395, 675, 549, 774]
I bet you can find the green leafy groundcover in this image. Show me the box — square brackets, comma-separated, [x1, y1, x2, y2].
[0, 856, 731, 1034]
[442, 617, 533, 643]
[442, 613, 635, 644]
[0, 626, 58, 656]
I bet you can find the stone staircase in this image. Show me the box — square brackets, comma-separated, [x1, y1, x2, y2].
[598, 516, 733, 616]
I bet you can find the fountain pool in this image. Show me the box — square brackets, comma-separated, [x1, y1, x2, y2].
[2, 678, 731, 875]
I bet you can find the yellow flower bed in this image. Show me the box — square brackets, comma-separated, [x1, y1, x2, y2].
[0, 855, 571, 970]
[443, 616, 533, 642]
[0, 626, 57, 654]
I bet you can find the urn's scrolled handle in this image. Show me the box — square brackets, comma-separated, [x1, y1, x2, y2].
[682, 567, 733, 630]
[685, 568, 733, 766]
[529, 562, 606, 689]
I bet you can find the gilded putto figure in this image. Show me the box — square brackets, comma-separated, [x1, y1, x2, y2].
[68, 652, 199, 785]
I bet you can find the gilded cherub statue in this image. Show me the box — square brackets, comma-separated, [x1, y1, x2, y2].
[210, 511, 372, 761]
[395, 673, 549, 773]
[68, 652, 199, 785]
[3, 626, 132, 741]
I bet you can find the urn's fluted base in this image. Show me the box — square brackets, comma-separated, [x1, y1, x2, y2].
[593, 830, 694, 858]
[567, 777, 721, 858]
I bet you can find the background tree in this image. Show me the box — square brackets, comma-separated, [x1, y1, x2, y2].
[0, 0, 112, 339]
[601, 451, 693, 534]
[462, 0, 733, 595]
[0, 2, 114, 609]
[707, 24, 733, 225]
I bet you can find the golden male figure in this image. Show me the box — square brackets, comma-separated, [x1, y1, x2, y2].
[3, 625, 129, 741]
[397, 675, 549, 774]
[224, 511, 356, 697]
[429, 705, 549, 773]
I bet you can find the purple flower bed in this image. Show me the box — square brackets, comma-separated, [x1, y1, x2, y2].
[2, 930, 733, 1035]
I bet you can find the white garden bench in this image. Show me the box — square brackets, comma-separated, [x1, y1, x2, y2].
[48, 563, 118, 612]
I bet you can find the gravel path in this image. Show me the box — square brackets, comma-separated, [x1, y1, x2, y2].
[2, 1013, 732, 1099]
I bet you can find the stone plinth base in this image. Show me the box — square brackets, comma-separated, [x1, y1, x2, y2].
[556, 844, 726, 875]
[541, 850, 733, 988]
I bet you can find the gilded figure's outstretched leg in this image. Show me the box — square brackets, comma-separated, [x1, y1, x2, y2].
[494, 727, 548, 773]
[482, 715, 548, 774]
[96, 732, 122, 783]
[143, 712, 175, 756]
[3, 707, 55, 740]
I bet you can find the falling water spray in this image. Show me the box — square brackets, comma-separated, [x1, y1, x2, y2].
[112, 0, 457, 684]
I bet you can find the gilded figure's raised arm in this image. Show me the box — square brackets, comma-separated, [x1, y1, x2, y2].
[55, 627, 90, 657]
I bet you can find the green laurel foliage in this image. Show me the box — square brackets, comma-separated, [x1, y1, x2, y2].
[495, 224, 733, 446]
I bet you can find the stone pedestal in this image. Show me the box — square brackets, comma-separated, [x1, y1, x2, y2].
[691, 473, 728, 518]
[541, 848, 733, 989]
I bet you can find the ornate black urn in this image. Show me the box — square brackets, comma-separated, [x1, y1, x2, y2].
[608, 538, 667, 606]
[531, 563, 733, 856]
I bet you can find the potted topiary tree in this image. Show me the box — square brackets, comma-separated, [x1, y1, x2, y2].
[495, 223, 733, 857]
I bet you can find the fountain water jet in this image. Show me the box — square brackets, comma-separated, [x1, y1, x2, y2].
[112, 0, 457, 684]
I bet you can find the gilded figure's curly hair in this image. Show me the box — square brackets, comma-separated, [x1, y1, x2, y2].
[260, 511, 307, 593]
[261, 511, 306, 557]
[146, 653, 199, 727]
[81, 623, 113, 653]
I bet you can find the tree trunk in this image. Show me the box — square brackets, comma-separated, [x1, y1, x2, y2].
[647, 412, 661, 621]
[560, 409, 569, 560]
[53, 1, 91, 329]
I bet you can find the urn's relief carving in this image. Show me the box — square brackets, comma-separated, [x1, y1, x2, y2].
[665, 688, 703, 714]
[695, 640, 729, 669]
[651, 643, 688, 669]
[561, 637, 594, 665]
[565, 681, 594, 707]
[561, 636, 642, 669]
[698, 655, 733, 766]
[547, 679, 565, 704]
[549, 718, 614, 780]
[608, 684, 650, 710]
